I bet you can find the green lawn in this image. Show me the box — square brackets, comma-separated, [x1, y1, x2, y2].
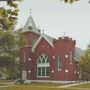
[0, 83, 90, 90]
[0, 80, 14, 83]
[0, 84, 77, 90]
[73, 83, 90, 88]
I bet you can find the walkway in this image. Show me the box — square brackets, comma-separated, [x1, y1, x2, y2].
[0, 82, 15, 88]
[57, 81, 90, 90]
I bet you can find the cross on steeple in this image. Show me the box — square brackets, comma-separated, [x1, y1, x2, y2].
[63, 31, 66, 37]
[30, 9, 32, 15]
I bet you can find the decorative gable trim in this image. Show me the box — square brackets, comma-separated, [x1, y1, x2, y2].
[31, 35, 43, 52]
[31, 34, 53, 52]
[43, 34, 53, 47]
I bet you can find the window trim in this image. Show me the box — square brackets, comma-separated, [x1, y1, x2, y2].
[58, 56, 62, 70]
[69, 50, 73, 64]
[37, 53, 50, 77]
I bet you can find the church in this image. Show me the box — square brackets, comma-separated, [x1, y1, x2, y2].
[20, 14, 79, 83]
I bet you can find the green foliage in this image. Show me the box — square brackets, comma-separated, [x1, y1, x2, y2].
[74, 83, 90, 88]
[59, 0, 90, 4]
[0, 0, 24, 79]
[15, 31, 25, 48]
[0, 30, 16, 52]
[59, 0, 79, 4]
[0, 0, 22, 30]
[0, 30, 25, 79]
[79, 44, 90, 80]
[0, 30, 17, 78]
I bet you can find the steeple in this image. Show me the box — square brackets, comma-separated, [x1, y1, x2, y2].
[22, 10, 40, 34]
[63, 31, 66, 37]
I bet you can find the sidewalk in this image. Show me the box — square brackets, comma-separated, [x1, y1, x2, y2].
[0, 82, 15, 88]
[58, 81, 90, 88]
[0, 84, 15, 88]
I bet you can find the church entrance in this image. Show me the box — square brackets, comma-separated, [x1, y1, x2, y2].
[22, 70, 27, 80]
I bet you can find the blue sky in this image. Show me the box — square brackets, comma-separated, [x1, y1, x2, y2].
[0, 0, 90, 50]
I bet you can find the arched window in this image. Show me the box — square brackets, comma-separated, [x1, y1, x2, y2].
[58, 57, 62, 70]
[37, 54, 50, 77]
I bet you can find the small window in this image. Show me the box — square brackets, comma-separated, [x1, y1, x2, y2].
[69, 51, 72, 64]
[58, 57, 62, 70]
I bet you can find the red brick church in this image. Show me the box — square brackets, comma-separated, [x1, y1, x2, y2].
[20, 15, 79, 83]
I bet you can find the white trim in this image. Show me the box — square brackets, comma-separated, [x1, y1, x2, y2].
[58, 69, 62, 71]
[43, 34, 53, 47]
[31, 34, 53, 52]
[31, 35, 43, 52]
[58, 56, 62, 70]
[37, 76, 50, 78]
[24, 80, 78, 84]
[37, 63, 50, 67]
[69, 51, 73, 63]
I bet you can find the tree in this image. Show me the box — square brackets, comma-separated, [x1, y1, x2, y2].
[0, 0, 24, 79]
[0, 29, 25, 79]
[0, 0, 22, 30]
[60, 0, 79, 4]
[59, 0, 90, 4]
[79, 44, 90, 81]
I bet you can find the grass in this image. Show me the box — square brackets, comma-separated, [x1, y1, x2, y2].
[73, 83, 90, 88]
[0, 80, 14, 83]
[0, 84, 77, 90]
[0, 82, 90, 90]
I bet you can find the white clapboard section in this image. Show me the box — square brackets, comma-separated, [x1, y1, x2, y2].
[22, 70, 27, 80]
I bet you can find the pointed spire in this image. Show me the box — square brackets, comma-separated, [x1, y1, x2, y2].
[22, 10, 40, 34]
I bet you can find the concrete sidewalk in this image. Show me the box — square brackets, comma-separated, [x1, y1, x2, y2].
[0, 84, 15, 88]
[58, 81, 90, 88]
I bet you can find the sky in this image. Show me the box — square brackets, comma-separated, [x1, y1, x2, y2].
[0, 0, 90, 50]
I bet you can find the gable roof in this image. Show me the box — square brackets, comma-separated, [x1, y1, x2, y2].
[22, 15, 40, 34]
[31, 33, 54, 52]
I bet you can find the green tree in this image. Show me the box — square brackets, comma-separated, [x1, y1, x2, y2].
[60, 0, 90, 4]
[0, 0, 24, 79]
[0, 30, 25, 79]
[0, 0, 22, 30]
[79, 44, 90, 81]
[60, 0, 79, 4]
